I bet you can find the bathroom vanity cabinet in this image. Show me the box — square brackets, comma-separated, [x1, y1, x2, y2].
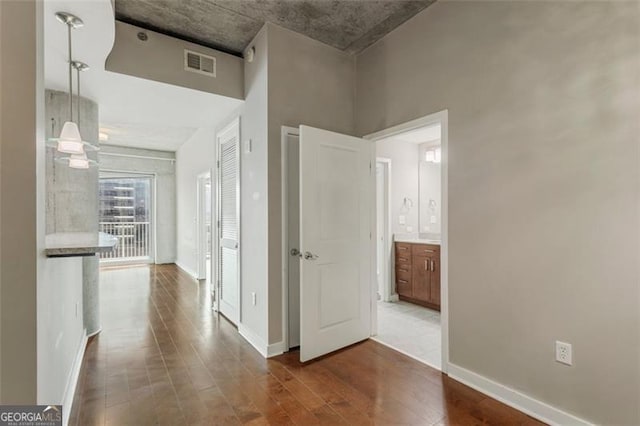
[394, 242, 441, 310]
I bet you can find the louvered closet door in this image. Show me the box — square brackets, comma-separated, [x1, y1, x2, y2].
[217, 118, 240, 325]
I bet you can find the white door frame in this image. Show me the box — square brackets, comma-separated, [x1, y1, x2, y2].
[281, 126, 299, 351]
[364, 109, 449, 374]
[196, 170, 213, 280]
[375, 158, 394, 303]
[216, 117, 241, 325]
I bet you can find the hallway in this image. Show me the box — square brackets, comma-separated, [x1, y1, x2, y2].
[69, 265, 543, 425]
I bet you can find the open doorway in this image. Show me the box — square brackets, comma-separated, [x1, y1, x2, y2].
[366, 110, 448, 372]
[197, 171, 213, 283]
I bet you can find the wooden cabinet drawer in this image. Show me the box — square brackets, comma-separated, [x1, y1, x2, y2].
[396, 276, 412, 297]
[395, 266, 411, 281]
[411, 244, 440, 257]
[395, 252, 412, 265]
[395, 242, 411, 254]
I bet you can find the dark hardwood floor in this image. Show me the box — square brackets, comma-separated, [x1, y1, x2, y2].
[69, 264, 544, 425]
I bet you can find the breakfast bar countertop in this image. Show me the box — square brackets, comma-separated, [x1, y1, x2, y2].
[45, 232, 118, 257]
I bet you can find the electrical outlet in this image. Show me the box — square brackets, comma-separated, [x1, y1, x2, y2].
[555, 341, 572, 366]
[399, 215, 406, 225]
[406, 226, 413, 232]
[251, 292, 257, 306]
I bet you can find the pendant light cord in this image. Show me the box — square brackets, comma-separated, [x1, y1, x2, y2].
[68, 24, 73, 122]
[76, 67, 81, 127]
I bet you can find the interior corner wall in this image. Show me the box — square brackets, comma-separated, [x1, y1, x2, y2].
[238, 26, 269, 346]
[355, 2, 640, 424]
[265, 23, 356, 345]
[99, 145, 177, 264]
[0, 0, 38, 403]
[176, 127, 216, 278]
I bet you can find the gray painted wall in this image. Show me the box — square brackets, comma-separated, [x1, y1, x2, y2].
[99, 145, 177, 264]
[238, 26, 269, 344]
[265, 23, 356, 344]
[0, 0, 39, 403]
[356, 2, 639, 424]
[106, 21, 244, 100]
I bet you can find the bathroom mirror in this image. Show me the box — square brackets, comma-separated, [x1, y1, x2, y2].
[419, 143, 442, 235]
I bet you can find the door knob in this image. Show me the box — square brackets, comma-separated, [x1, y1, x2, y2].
[290, 248, 302, 257]
[304, 251, 319, 260]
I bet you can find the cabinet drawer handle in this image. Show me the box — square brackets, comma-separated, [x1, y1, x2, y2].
[424, 259, 428, 271]
[398, 246, 408, 250]
[398, 268, 408, 273]
[398, 279, 408, 284]
[431, 260, 436, 272]
[422, 249, 435, 253]
[398, 257, 408, 262]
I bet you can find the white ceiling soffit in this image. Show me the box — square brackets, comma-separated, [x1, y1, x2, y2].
[380, 123, 441, 145]
[44, 0, 243, 151]
[99, 123, 198, 151]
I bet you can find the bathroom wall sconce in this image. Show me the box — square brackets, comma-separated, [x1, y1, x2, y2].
[401, 197, 414, 212]
[425, 147, 442, 163]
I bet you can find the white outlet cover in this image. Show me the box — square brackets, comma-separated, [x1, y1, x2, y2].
[399, 215, 406, 225]
[406, 226, 413, 232]
[555, 341, 573, 366]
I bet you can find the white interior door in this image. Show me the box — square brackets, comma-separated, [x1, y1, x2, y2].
[299, 125, 373, 362]
[217, 119, 240, 325]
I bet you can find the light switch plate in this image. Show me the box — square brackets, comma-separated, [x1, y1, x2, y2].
[430, 215, 437, 224]
[399, 215, 406, 225]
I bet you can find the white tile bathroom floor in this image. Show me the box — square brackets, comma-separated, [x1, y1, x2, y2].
[373, 300, 441, 369]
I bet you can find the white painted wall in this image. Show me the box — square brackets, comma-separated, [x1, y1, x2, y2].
[99, 145, 177, 264]
[376, 139, 420, 236]
[176, 127, 216, 278]
[37, 258, 85, 407]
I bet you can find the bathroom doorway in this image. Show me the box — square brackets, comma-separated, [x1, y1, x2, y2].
[366, 110, 448, 372]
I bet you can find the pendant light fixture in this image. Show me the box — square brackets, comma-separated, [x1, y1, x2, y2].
[69, 60, 90, 169]
[55, 11, 85, 155]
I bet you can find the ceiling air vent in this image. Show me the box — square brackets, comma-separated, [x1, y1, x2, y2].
[184, 49, 216, 77]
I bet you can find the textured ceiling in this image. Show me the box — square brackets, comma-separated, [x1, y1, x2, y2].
[115, 0, 434, 56]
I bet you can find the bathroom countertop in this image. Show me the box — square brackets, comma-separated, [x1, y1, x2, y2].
[45, 232, 118, 257]
[394, 237, 441, 245]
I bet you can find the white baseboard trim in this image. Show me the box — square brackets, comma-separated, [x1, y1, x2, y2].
[447, 363, 592, 426]
[238, 325, 285, 359]
[62, 332, 88, 426]
[267, 340, 285, 358]
[238, 324, 268, 358]
[175, 261, 198, 280]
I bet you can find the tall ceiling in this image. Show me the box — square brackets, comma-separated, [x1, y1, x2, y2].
[115, 0, 435, 56]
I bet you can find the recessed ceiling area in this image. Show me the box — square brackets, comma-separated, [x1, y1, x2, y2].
[45, 0, 243, 151]
[115, 0, 435, 55]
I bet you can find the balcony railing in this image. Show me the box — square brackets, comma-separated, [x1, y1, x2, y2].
[99, 221, 151, 262]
